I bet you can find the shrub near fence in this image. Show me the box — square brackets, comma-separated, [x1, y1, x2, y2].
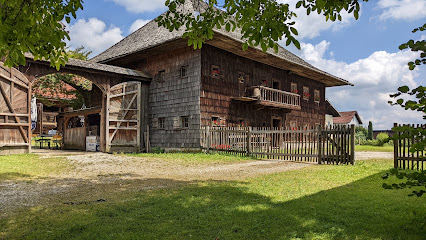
[201, 125, 355, 165]
[394, 123, 426, 171]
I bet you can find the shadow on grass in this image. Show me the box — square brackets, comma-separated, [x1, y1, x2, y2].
[1, 172, 425, 240]
[0, 172, 31, 180]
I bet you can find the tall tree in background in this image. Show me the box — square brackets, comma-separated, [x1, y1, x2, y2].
[0, 0, 83, 69]
[367, 121, 373, 140]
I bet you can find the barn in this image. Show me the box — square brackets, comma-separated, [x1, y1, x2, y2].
[0, 55, 151, 155]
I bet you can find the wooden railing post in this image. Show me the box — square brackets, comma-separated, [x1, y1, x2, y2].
[317, 125, 322, 164]
[350, 124, 355, 165]
[247, 127, 252, 157]
[206, 126, 210, 154]
[393, 123, 398, 168]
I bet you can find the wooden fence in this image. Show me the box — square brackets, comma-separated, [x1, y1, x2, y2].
[394, 123, 425, 171]
[200, 125, 355, 164]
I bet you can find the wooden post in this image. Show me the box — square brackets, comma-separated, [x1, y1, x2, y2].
[247, 127, 252, 157]
[317, 124, 322, 164]
[145, 125, 150, 153]
[206, 126, 210, 154]
[350, 124, 355, 165]
[393, 123, 398, 169]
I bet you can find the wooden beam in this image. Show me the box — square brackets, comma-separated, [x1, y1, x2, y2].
[0, 82, 29, 143]
[109, 85, 138, 143]
[0, 72, 29, 89]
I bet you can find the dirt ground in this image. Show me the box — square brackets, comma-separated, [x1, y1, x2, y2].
[0, 150, 393, 217]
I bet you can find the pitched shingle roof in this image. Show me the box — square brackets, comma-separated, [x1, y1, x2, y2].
[92, 0, 352, 87]
[334, 111, 363, 124]
[24, 53, 151, 80]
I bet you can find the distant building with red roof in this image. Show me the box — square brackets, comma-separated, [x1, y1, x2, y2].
[334, 111, 363, 126]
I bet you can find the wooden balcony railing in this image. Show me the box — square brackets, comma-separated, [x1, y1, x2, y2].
[249, 86, 301, 110]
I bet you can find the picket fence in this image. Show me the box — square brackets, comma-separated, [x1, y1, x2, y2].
[394, 123, 426, 171]
[200, 125, 355, 164]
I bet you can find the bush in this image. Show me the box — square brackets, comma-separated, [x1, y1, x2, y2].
[151, 147, 165, 154]
[376, 132, 390, 147]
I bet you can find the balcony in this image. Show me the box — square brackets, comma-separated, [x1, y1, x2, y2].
[232, 86, 301, 110]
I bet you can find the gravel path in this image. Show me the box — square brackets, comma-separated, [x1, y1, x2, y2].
[1, 152, 311, 217]
[356, 151, 393, 160]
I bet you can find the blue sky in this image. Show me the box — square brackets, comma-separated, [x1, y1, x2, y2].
[65, 0, 426, 129]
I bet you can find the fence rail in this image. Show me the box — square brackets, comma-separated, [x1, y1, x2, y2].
[201, 125, 355, 164]
[394, 123, 426, 171]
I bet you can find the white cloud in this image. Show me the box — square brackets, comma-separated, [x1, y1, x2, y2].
[65, 18, 124, 57]
[111, 0, 166, 13]
[376, 0, 426, 21]
[299, 40, 423, 129]
[278, 0, 356, 40]
[129, 19, 151, 33]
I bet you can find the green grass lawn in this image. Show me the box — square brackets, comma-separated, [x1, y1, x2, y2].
[355, 145, 394, 152]
[0, 154, 71, 181]
[1, 156, 425, 239]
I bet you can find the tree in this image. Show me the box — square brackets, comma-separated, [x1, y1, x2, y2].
[367, 121, 373, 140]
[32, 47, 93, 109]
[0, 0, 84, 69]
[157, 0, 365, 52]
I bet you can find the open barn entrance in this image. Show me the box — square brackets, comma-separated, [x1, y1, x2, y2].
[31, 73, 104, 151]
[0, 55, 151, 155]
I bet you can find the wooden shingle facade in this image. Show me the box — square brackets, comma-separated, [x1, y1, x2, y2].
[92, 1, 352, 150]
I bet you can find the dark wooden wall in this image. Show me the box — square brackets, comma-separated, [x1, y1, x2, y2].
[201, 44, 326, 128]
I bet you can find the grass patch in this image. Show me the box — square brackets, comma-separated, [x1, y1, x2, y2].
[1, 158, 425, 239]
[0, 154, 71, 181]
[128, 152, 255, 165]
[355, 145, 394, 152]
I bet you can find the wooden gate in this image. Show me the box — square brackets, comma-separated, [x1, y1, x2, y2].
[0, 62, 31, 155]
[106, 81, 141, 153]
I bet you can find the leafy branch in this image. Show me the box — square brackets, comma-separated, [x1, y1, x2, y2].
[156, 0, 366, 52]
[0, 0, 84, 69]
[398, 23, 426, 70]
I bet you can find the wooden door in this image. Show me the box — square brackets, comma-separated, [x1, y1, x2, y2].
[0, 62, 31, 154]
[106, 81, 141, 153]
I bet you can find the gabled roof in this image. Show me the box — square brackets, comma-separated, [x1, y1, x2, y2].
[92, 0, 352, 87]
[334, 111, 363, 124]
[325, 99, 341, 117]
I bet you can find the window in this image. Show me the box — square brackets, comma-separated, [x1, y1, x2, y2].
[238, 119, 245, 127]
[180, 66, 187, 78]
[291, 82, 298, 94]
[303, 86, 310, 100]
[314, 90, 320, 103]
[211, 65, 220, 78]
[181, 116, 189, 129]
[238, 72, 245, 83]
[159, 117, 165, 129]
[272, 80, 280, 90]
[211, 116, 220, 126]
[156, 70, 165, 82]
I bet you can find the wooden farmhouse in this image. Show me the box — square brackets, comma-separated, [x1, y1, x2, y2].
[0, 1, 353, 154]
[91, 1, 353, 150]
